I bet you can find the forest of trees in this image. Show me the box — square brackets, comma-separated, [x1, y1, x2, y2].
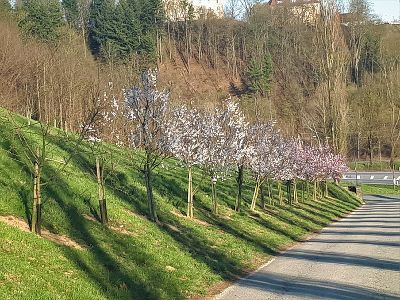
[0, 0, 399, 165]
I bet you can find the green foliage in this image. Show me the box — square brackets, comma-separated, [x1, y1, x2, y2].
[362, 31, 381, 73]
[348, 160, 400, 171]
[18, 0, 63, 44]
[88, 0, 164, 62]
[0, 109, 362, 299]
[358, 184, 399, 195]
[0, 0, 11, 13]
[246, 54, 273, 96]
[62, 0, 79, 28]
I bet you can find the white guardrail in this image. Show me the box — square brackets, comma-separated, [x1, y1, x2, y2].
[342, 174, 400, 186]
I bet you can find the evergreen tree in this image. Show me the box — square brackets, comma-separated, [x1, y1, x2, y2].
[18, 0, 63, 44]
[246, 54, 273, 96]
[0, 0, 11, 13]
[246, 59, 263, 94]
[88, 0, 116, 57]
[88, 0, 164, 62]
[62, 0, 79, 28]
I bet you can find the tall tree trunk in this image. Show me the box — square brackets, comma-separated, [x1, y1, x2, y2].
[368, 133, 373, 168]
[260, 183, 265, 209]
[251, 176, 261, 211]
[31, 157, 41, 235]
[313, 181, 317, 201]
[286, 180, 292, 205]
[144, 154, 158, 223]
[324, 181, 328, 198]
[235, 164, 244, 212]
[96, 157, 108, 225]
[267, 179, 273, 205]
[293, 179, 298, 204]
[278, 181, 283, 205]
[211, 178, 217, 214]
[187, 166, 193, 218]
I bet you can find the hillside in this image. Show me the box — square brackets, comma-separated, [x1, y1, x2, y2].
[0, 110, 362, 300]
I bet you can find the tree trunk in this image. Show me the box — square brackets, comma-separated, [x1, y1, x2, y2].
[211, 179, 217, 214]
[187, 166, 193, 218]
[324, 181, 328, 198]
[293, 179, 298, 204]
[31, 158, 41, 235]
[144, 155, 159, 223]
[267, 179, 273, 206]
[96, 157, 108, 225]
[313, 181, 317, 201]
[286, 181, 292, 205]
[278, 181, 283, 205]
[368, 133, 373, 168]
[251, 176, 261, 211]
[235, 164, 244, 212]
[260, 183, 265, 209]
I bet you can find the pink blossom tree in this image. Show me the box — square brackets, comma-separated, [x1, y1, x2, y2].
[248, 122, 283, 210]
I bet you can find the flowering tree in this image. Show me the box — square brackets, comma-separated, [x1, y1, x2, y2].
[82, 84, 123, 225]
[166, 106, 207, 218]
[317, 143, 349, 196]
[200, 110, 227, 214]
[217, 99, 252, 212]
[124, 70, 170, 223]
[248, 122, 282, 210]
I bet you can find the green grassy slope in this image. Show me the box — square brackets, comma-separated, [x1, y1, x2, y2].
[0, 110, 363, 300]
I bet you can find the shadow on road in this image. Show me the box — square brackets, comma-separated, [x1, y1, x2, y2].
[237, 273, 400, 300]
[280, 249, 400, 271]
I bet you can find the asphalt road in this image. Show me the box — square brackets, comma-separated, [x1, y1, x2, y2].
[342, 172, 400, 185]
[215, 195, 400, 300]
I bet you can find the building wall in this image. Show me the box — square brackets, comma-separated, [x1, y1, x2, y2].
[164, 0, 226, 21]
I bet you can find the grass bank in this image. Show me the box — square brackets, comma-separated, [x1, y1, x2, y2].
[0, 110, 362, 300]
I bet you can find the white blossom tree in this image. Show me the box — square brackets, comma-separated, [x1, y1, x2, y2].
[166, 106, 207, 218]
[218, 99, 252, 212]
[200, 110, 227, 214]
[124, 70, 170, 223]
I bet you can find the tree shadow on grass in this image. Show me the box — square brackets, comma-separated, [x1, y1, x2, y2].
[304, 201, 348, 219]
[194, 204, 278, 256]
[160, 221, 248, 281]
[43, 166, 185, 300]
[265, 206, 320, 232]
[0, 133, 35, 228]
[269, 205, 327, 229]
[105, 170, 149, 216]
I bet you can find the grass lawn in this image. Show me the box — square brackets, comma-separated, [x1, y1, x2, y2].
[348, 160, 400, 171]
[0, 110, 363, 300]
[357, 184, 400, 195]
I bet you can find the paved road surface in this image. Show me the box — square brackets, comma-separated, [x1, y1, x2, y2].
[216, 195, 400, 300]
[342, 172, 400, 185]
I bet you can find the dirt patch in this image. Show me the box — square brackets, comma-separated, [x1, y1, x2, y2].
[109, 224, 138, 237]
[163, 223, 181, 233]
[170, 209, 211, 226]
[0, 215, 83, 250]
[83, 214, 138, 237]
